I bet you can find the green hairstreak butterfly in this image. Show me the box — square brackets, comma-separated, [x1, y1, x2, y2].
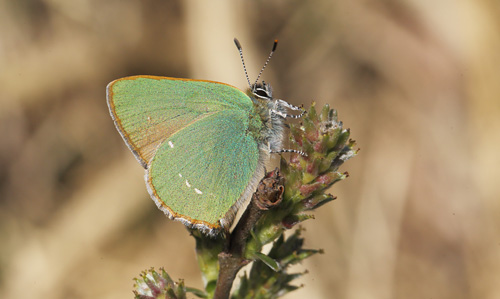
[107, 39, 304, 235]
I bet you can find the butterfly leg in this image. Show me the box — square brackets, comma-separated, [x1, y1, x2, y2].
[271, 99, 306, 119]
[267, 141, 307, 157]
[270, 148, 307, 156]
[269, 99, 307, 156]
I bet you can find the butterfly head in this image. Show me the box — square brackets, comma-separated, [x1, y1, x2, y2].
[251, 81, 273, 100]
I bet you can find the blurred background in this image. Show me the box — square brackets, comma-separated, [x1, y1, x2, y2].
[1, 0, 500, 298]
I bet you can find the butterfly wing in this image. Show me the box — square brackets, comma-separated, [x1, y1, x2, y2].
[107, 75, 264, 232]
[146, 109, 261, 232]
[107, 75, 255, 167]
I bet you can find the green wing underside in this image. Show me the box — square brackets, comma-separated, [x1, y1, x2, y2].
[148, 111, 260, 227]
[108, 76, 255, 167]
[108, 76, 262, 228]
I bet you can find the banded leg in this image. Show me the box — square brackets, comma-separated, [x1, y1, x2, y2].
[270, 148, 307, 156]
[271, 99, 306, 119]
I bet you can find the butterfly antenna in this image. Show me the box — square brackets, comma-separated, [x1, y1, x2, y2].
[253, 39, 278, 86]
[234, 38, 252, 88]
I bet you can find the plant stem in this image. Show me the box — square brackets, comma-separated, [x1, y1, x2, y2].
[213, 169, 284, 299]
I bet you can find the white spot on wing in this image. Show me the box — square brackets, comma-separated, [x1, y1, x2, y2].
[168, 141, 174, 148]
[185, 180, 191, 188]
[194, 188, 202, 194]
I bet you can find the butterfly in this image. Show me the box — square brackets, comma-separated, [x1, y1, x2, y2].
[106, 39, 304, 235]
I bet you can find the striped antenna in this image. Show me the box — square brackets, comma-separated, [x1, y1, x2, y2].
[234, 38, 279, 88]
[253, 40, 278, 86]
[233, 38, 252, 88]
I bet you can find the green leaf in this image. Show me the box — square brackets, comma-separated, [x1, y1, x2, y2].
[252, 252, 281, 272]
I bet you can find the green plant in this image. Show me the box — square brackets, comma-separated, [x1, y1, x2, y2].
[133, 103, 357, 299]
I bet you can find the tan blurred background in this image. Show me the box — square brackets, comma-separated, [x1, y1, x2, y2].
[1, 0, 500, 298]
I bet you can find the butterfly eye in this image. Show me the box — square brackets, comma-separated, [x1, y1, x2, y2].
[254, 88, 270, 99]
[252, 82, 273, 100]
